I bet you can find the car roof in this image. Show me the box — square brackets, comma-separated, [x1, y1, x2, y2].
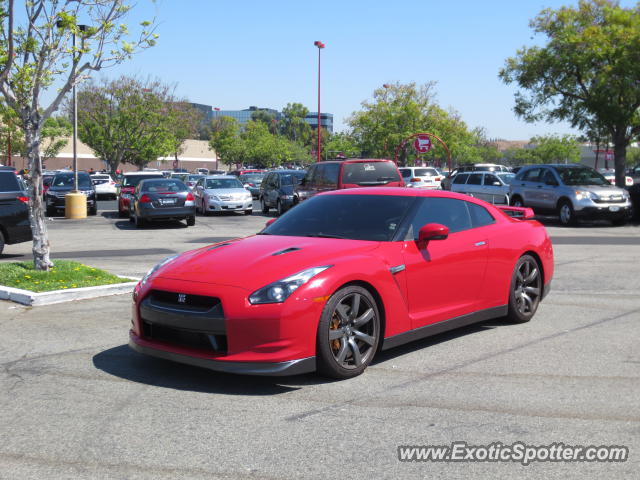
[203, 175, 237, 179]
[123, 171, 164, 176]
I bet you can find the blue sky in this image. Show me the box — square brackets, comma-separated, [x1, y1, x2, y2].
[82, 0, 635, 140]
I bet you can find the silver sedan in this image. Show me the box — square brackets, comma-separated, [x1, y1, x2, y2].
[193, 175, 253, 215]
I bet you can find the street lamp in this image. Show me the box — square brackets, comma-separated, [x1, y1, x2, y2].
[71, 25, 88, 192]
[314, 40, 325, 163]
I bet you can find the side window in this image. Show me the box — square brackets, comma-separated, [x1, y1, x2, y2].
[304, 166, 316, 186]
[453, 173, 469, 185]
[409, 197, 472, 238]
[541, 169, 558, 185]
[324, 163, 340, 187]
[400, 169, 411, 178]
[483, 174, 500, 186]
[522, 168, 542, 182]
[467, 202, 495, 227]
[466, 174, 482, 185]
[274, 175, 281, 188]
[315, 164, 328, 186]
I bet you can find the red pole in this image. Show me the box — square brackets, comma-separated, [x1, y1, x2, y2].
[314, 41, 325, 162]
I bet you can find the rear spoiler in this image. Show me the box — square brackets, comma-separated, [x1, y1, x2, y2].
[497, 206, 535, 220]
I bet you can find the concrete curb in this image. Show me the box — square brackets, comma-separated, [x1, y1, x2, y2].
[0, 277, 140, 306]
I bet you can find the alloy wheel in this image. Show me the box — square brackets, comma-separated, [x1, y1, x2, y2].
[513, 258, 541, 316]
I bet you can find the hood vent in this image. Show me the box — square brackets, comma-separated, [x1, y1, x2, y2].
[208, 243, 233, 251]
[272, 247, 301, 256]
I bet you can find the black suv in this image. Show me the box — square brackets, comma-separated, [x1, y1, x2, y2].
[260, 170, 307, 216]
[45, 171, 97, 216]
[0, 166, 32, 254]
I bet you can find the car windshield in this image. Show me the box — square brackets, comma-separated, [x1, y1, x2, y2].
[52, 174, 92, 188]
[281, 172, 306, 185]
[239, 174, 265, 183]
[141, 179, 187, 192]
[342, 162, 401, 185]
[122, 174, 164, 186]
[497, 173, 516, 184]
[261, 194, 415, 241]
[205, 178, 244, 189]
[187, 175, 204, 181]
[554, 166, 609, 186]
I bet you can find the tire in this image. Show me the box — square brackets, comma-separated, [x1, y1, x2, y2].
[134, 214, 145, 228]
[118, 208, 127, 218]
[558, 200, 575, 226]
[611, 217, 627, 226]
[46, 206, 55, 217]
[244, 209, 252, 215]
[261, 197, 269, 214]
[510, 196, 524, 207]
[89, 205, 97, 216]
[186, 215, 195, 226]
[0, 230, 5, 255]
[276, 199, 284, 216]
[316, 286, 381, 379]
[505, 254, 542, 324]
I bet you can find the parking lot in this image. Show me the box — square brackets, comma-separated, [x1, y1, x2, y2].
[1, 199, 639, 479]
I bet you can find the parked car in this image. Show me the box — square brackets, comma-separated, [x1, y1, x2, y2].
[0, 166, 32, 255]
[450, 171, 516, 205]
[509, 164, 632, 225]
[193, 175, 253, 215]
[128, 178, 195, 228]
[170, 173, 188, 182]
[597, 168, 634, 187]
[185, 174, 205, 190]
[238, 172, 266, 199]
[45, 171, 97, 216]
[228, 169, 266, 177]
[91, 173, 118, 199]
[295, 159, 404, 204]
[194, 168, 209, 175]
[399, 166, 443, 189]
[441, 163, 511, 190]
[129, 187, 554, 379]
[259, 170, 307, 215]
[117, 172, 165, 217]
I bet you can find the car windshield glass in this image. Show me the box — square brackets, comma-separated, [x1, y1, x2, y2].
[414, 168, 438, 176]
[281, 172, 306, 185]
[261, 194, 415, 241]
[554, 167, 609, 186]
[497, 173, 515, 184]
[205, 178, 244, 189]
[239, 174, 264, 183]
[52, 174, 92, 188]
[141, 180, 187, 192]
[122, 175, 163, 186]
[342, 162, 401, 185]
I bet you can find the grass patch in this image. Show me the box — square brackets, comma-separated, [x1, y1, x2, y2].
[0, 260, 131, 293]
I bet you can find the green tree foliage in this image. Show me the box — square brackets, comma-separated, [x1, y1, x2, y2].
[499, 0, 640, 187]
[208, 116, 245, 167]
[528, 134, 581, 163]
[41, 117, 72, 162]
[76, 76, 192, 173]
[280, 102, 311, 143]
[324, 132, 360, 159]
[0, 0, 157, 270]
[250, 109, 278, 134]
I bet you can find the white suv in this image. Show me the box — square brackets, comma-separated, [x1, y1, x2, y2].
[399, 166, 442, 189]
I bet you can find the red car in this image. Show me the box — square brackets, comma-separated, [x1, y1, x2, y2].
[129, 188, 554, 379]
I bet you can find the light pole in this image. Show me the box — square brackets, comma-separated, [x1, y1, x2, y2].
[71, 25, 88, 191]
[314, 41, 325, 162]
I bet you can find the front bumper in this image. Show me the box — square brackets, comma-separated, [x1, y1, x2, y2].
[205, 198, 253, 212]
[46, 193, 96, 209]
[129, 337, 316, 376]
[574, 204, 632, 219]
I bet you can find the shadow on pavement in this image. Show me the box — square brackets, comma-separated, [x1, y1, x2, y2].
[113, 219, 188, 230]
[93, 344, 318, 395]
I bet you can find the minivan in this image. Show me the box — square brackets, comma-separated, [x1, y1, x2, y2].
[294, 159, 404, 204]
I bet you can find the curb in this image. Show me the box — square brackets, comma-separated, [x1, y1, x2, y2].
[0, 277, 140, 306]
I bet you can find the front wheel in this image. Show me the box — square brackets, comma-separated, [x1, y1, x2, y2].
[316, 286, 381, 379]
[244, 209, 252, 215]
[276, 199, 284, 216]
[261, 198, 269, 214]
[505, 255, 542, 324]
[558, 200, 575, 226]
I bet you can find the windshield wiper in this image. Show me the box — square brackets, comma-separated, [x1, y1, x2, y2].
[303, 233, 347, 239]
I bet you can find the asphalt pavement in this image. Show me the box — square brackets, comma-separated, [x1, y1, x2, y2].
[0, 200, 639, 479]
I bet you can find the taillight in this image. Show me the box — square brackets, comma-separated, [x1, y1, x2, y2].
[139, 194, 152, 203]
[410, 178, 421, 182]
[17, 196, 29, 204]
[434, 177, 441, 181]
[186, 192, 194, 201]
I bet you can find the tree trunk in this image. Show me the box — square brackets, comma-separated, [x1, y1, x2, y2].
[25, 124, 53, 271]
[612, 133, 627, 188]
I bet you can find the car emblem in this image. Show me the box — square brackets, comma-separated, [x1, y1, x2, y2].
[178, 293, 187, 303]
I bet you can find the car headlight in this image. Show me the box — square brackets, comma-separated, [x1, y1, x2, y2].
[575, 190, 598, 200]
[140, 254, 180, 287]
[249, 266, 332, 304]
[209, 195, 219, 202]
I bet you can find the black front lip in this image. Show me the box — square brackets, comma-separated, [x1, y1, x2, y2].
[129, 339, 316, 376]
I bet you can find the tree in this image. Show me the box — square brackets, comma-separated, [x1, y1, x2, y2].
[528, 134, 581, 163]
[280, 102, 311, 143]
[76, 77, 183, 173]
[250, 109, 278, 134]
[0, 0, 157, 270]
[499, 0, 640, 187]
[41, 117, 72, 164]
[324, 132, 360, 159]
[208, 116, 245, 167]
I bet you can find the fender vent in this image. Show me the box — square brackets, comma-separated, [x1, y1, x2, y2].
[272, 247, 301, 256]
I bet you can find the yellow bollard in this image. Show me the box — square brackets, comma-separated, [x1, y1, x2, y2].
[65, 192, 87, 219]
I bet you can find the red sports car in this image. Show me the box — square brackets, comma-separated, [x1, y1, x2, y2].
[129, 188, 554, 379]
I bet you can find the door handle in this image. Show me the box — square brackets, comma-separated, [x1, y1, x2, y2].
[474, 241, 486, 247]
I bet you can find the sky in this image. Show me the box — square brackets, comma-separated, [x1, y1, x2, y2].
[65, 0, 636, 140]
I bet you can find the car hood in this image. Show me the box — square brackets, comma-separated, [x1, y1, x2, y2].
[203, 188, 249, 196]
[155, 235, 380, 289]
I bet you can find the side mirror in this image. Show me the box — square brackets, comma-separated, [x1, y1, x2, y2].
[417, 223, 449, 248]
[492, 181, 501, 186]
[265, 218, 277, 227]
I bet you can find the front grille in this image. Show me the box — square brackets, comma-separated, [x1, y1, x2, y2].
[142, 321, 227, 353]
[149, 290, 221, 313]
[593, 196, 625, 204]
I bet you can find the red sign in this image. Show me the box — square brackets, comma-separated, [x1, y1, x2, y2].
[413, 135, 432, 153]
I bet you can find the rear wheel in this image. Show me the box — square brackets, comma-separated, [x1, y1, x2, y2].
[558, 200, 575, 226]
[316, 286, 381, 379]
[134, 214, 145, 228]
[510, 196, 524, 207]
[506, 255, 542, 324]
